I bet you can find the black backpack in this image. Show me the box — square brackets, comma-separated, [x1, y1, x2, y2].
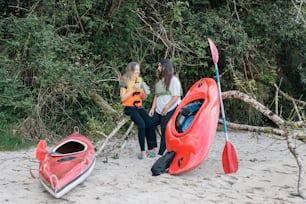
[151, 151, 176, 176]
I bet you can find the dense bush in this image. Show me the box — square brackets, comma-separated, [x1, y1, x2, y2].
[0, 0, 304, 142]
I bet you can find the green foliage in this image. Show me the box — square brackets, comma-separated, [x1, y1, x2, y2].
[0, 0, 305, 149]
[239, 1, 306, 119]
[166, 1, 189, 23]
[0, 14, 104, 139]
[133, 1, 214, 91]
[0, 132, 35, 151]
[0, 112, 35, 151]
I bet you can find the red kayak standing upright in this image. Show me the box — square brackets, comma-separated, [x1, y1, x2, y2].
[166, 77, 220, 175]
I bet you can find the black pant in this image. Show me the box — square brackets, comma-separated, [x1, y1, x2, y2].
[151, 107, 176, 155]
[124, 106, 157, 151]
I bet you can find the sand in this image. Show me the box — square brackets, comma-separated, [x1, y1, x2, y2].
[0, 131, 305, 204]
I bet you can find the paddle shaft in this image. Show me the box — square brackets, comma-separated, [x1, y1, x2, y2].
[214, 63, 229, 142]
[208, 38, 238, 174]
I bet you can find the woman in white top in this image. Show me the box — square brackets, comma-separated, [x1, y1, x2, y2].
[149, 59, 182, 156]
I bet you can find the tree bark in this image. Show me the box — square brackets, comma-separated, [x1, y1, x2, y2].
[95, 118, 129, 156]
[90, 92, 120, 120]
[222, 90, 285, 126]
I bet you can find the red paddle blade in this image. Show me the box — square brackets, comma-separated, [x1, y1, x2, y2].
[208, 38, 219, 64]
[36, 140, 47, 162]
[222, 141, 238, 174]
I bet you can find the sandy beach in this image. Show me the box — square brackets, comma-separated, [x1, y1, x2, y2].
[0, 130, 305, 204]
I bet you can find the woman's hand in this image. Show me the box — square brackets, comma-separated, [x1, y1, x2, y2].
[149, 108, 154, 117]
[161, 105, 169, 116]
[133, 82, 140, 90]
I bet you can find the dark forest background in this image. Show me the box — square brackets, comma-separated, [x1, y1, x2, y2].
[0, 0, 305, 146]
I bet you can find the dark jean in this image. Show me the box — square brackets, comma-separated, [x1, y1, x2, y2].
[124, 106, 157, 151]
[151, 107, 176, 155]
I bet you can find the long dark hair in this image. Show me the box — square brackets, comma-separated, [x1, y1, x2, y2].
[159, 59, 174, 91]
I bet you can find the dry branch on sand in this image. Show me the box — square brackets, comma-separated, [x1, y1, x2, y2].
[222, 89, 305, 199]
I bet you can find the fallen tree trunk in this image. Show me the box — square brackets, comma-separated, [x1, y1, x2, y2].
[222, 90, 305, 199]
[222, 91, 286, 126]
[223, 120, 306, 141]
[90, 92, 120, 120]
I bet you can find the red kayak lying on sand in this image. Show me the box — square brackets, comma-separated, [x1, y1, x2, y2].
[166, 77, 220, 175]
[36, 130, 96, 198]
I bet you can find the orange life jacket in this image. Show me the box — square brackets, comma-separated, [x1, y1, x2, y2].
[122, 77, 144, 107]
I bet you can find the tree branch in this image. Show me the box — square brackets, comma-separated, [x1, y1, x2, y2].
[90, 92, 120, 120]
[222, 90, 286, 127]
[221, 89, 305, 198]
[95, 118, 129, 156]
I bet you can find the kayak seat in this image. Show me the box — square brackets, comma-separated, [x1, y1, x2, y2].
[175, 100, 204, 133]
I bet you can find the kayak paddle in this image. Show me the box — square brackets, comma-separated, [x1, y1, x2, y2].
[208, 38, 239, 174]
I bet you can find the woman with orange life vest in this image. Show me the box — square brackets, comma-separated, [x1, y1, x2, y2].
[119, 62, 158, 159]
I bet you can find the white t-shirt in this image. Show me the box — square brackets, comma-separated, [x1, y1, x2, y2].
[155, 77, 181, 114]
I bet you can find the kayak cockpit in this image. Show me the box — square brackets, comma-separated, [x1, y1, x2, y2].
[52, 140, 87, 156]
[175, 99, 204, 133]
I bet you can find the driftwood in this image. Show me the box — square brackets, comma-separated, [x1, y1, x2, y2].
[90, 91, 128, 157]
[113, 121, 135, 158]
[285, 128, 305, 199]
[90, 90, 135, 157]
[222, 91, 305, 138]
[90, 92, 120, 120]
[222, 91, 286, 126]
[222, 89, 305, 199]
[95, 118, 129, 156]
